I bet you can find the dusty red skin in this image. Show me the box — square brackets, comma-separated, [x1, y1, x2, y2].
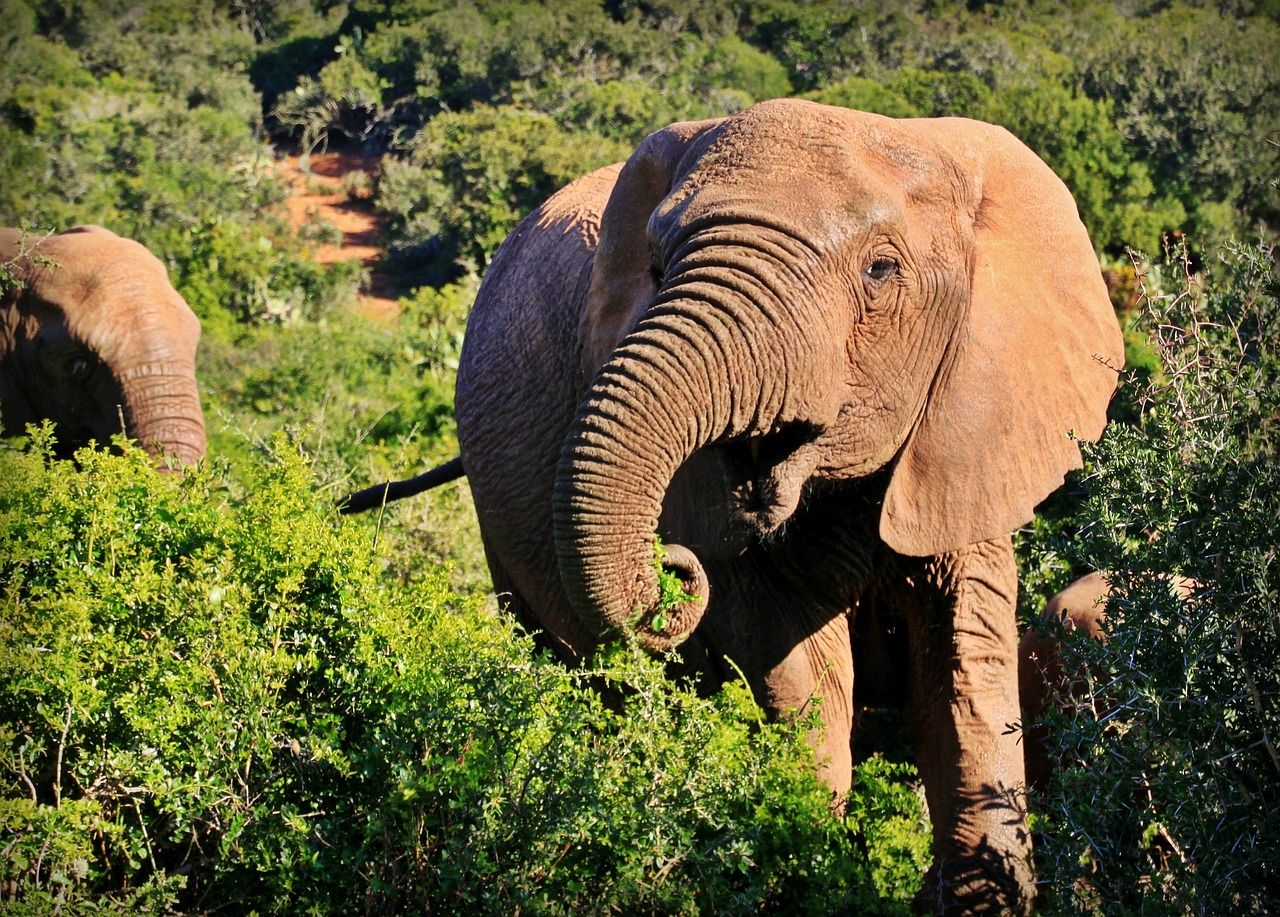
[361, 100, 1125, 912]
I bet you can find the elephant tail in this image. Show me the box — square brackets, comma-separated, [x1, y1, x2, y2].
[338, 456, 466, 515]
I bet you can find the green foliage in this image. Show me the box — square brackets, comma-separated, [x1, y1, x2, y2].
[650, 538, 695, 635]
[736, 0, 894, 88]
[526, 76, 691, 142]
[805, 67, 992, 120]
[0, 432, 926, 912]
[1024, 243, 1280, 911]
[886, 67, 991, 117]
[0, 2, 362, 329]
[192, 279, 488, 595]
[171, 217, 361, 331]
[703, 33, 792, 103]
[273, 36, 390, 151]
[607, 0, 741, 40]
[805, 77, 921, 119]
[376, 104, 629, 279]
[1066, 4, 1280, 246]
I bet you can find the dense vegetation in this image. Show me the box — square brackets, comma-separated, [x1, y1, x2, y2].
[1021, 242, 1279, 910]
[1, 0, 1277, 912]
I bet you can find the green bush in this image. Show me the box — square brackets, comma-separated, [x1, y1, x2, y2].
[804, 76, 921, 119]
[518, 34, 779, 145]
[1024, 242, 1280, 912]
[0, 431, 928, 913]
[701, 33, 792, 103]
[342, 0, 679, 130]
[376, 104, 629, 280]
[0, 5, 362, 331]
[737, 0, 901, 88]
[886, 67, 991, 118]
[1067, 3, 1280, 247]
[805, 68, 993, 120]
[273, 35, 390, 152]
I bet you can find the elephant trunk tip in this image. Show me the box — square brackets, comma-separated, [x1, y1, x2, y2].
[629, 541, 710, 653]
[142, 429, 207, 472]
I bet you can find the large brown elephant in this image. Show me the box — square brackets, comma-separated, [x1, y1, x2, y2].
[0, 226, 206, 466]
[345, 100, 1124, 910]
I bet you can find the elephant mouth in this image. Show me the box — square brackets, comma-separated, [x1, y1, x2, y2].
[721, 422, 823, 539]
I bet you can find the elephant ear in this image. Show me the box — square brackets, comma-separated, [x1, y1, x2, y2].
[579, 118, 723, 375]
[880, 119, 1124, 557]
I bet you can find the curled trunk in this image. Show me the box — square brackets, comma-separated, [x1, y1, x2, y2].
[553, 299, 773, 651]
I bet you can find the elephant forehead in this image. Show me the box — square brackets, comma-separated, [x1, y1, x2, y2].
[693, 103, 957, 190]
[659, 125, 965, 247]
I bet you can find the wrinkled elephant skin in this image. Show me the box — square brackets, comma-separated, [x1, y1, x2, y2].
[452, 101, 1124, 912]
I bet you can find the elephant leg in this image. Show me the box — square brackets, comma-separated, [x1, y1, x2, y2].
[695, 564, 856, 795]
[762, 608, 856, 795]
[480, 534, 582, 666]
[895, 536, 1034, 914]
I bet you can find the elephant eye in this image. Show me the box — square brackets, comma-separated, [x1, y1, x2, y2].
[67, 355, 94, 383]
[864, 257, 899, 283]
[649, 259, 664, 286]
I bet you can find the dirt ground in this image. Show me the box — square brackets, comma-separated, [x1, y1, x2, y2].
[277, 149, 401, 319]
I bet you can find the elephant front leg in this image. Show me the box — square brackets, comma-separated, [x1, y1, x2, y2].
[694, 568, 857, 796]
[759, 608, 856, 795]
[899, 537, 1034, 914]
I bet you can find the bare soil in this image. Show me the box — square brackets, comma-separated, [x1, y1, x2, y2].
[277, 150, 401, 320]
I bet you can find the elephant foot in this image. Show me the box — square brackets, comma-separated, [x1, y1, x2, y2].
[912, 851, 1034, 916]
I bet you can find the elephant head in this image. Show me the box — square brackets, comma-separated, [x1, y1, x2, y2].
[0, 225, 206, 466]
[553, 100, 1122, 650]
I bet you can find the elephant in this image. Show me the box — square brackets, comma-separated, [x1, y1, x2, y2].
[0, 225, 206, 466]
[343, 100, 1124, 911]
[1018, 571, 1111, 790]
[1019, 571, 1197, 790]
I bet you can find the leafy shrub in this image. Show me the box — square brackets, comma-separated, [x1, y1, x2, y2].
[1066, 4, 1280, 247]
[519, 33, 779, 145]
[0, 7, 362, 331]
[0, 431, 928, 913]
[804, 76, 921, 119]
[606, 0, 741, 41]
[737, 0, 902, 88]
[273, 35, 390, 152]
[527, 75, 690, 142]
[1024, 242, 1280, 912]
[805, 65, 996, 121]
[165, 216, 360, 331]
[886, 67, 991, 118]
[701, 33, 792, 103]
[342, 0, 674, 130]
[376, 104, 629, 280]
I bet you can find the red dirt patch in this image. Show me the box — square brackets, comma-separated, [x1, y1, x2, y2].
[278, 150, 401, 320]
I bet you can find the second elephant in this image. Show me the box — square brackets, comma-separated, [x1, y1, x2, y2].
[0, 226, 206, 466]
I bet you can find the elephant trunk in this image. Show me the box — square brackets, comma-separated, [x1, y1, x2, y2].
[553, 294, 783, 652]
[78, 274, 208, 469]
[118, 359, 207, 467]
